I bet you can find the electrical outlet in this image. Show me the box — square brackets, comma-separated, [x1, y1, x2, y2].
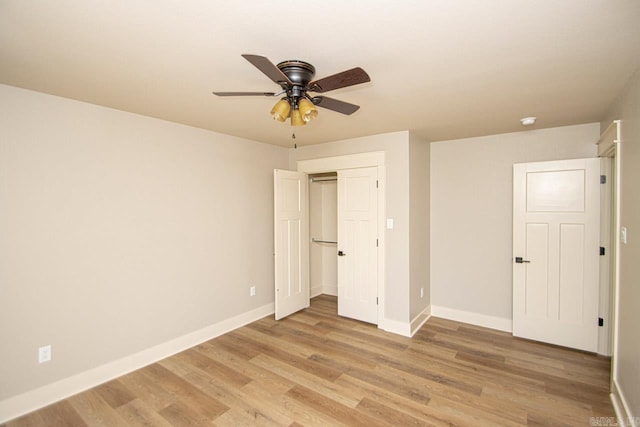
[38, 345, 51, 363]
[250, 286, 256, 297]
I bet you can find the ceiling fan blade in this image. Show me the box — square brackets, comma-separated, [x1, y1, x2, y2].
[309, 67, 370, 93]
[213, 91, 276, 96]
[241, 54, 293, 86]
[313, 96, 360, 115]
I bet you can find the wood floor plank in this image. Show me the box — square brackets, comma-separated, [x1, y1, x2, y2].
[142, 363, 229, 420]
[309, 353, 432, 405]
[117, 369, 178, 412]
[285, 385, 386, 427]
[21, 401, 87, 427]
[5, 296, 614, 426]
[356, 397, 433, 427]
[170, 348, 252, 388]
[93, 379, 136, 409]
[3, 411, 48, 427]
[250, 353, 364, 408]
[67, 390, 131, 427]
[157, 400, 215, 427]
[193, 342, 294, 394]
[160, 358, 294, 426]
[334, 374, 456, 427]
[229, 330, 344, 382]
[115, 399, 174, 427]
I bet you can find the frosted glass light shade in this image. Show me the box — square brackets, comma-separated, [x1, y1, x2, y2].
[290, 108, 305, 126]
[298, 98, 318, 123]
[270, 99, 291, 122]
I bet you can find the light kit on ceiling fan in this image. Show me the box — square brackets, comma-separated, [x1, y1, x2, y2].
[269, 97, 317, 126]
[214, 54, 370, 127]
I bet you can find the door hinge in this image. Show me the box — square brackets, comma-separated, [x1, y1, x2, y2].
[376, 297, 379, 305]
[376, 238, 379, 247]
[600, 246, 606, 256]
[376, 180, 379, 188]
[600, 175, 607, 184]
[598, 317, 604, 327]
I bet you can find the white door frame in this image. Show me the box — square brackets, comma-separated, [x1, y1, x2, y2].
[297, 152, 386, 329]
[597, 121, 623, 400]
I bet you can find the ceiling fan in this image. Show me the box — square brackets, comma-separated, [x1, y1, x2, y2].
[213, 54, 371, 126]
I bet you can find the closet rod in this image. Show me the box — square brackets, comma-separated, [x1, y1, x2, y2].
[310, 177, 337, 182]
[311, 238, 338, 244]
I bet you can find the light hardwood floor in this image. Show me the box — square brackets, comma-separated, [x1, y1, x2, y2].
[4, 295, 614, 426]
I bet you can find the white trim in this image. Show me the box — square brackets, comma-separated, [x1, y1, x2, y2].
[598, 156, 613, 356]
[597, 120, 620, 157]
[431, 305, 513, 332]
[380, 317, 411, 337]
[0, 303, 274, 424]
[310, 286, 323, 298]
[611, 379, 638, 427]
[297, 151, 385, 173]
[322, 283, 337, 296]
[410, 305, 431, 336]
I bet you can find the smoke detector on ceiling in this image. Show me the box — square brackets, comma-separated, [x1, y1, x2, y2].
[520, 117, 536, 126]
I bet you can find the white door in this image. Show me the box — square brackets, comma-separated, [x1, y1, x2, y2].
[337, 167, 378, 324]
[513, 158, 600, 352]
[274, 170, 309, 320]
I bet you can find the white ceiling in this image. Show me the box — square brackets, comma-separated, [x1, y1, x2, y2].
[1, 1, 639, 147]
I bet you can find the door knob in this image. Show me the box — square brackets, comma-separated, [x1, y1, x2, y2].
[515, 257, 531, 263]
[338, 250, 346, 256]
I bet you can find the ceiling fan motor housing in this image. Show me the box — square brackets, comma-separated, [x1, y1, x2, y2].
[277, 60, 316, 85]
[277, 60, 316, 105]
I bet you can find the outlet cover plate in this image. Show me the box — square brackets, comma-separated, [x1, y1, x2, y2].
[38, 345, 51, 363]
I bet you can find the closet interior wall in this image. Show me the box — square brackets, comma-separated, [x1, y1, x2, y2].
[309, 174, 338, 297]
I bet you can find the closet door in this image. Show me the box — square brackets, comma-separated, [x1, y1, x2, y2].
[337, 167, 378, 324]
[274, 170, 309, 320]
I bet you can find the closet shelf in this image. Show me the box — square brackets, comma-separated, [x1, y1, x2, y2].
[311, 238, 337, 244]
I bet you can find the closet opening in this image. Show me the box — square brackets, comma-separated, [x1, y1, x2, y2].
[309, 172, 338, 299]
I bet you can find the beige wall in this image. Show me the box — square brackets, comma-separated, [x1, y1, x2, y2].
[601, 68, 640, 420]
[409, 135, 430, 320]
[430, 123, 599, 324]
[0, 85, 288, 404]
[289, 132, 411, 323]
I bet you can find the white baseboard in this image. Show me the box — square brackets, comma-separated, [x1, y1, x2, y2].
[322, 284, 337, 296]
[310, 286, 323, 298]
[430, 305, 512, 332]
[378, 306, 431, 338]
[0, 303, 275, 424]
[380, 317, 411, 337]
[611, 378, 638, 427]
[410, 305, 431, 337]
